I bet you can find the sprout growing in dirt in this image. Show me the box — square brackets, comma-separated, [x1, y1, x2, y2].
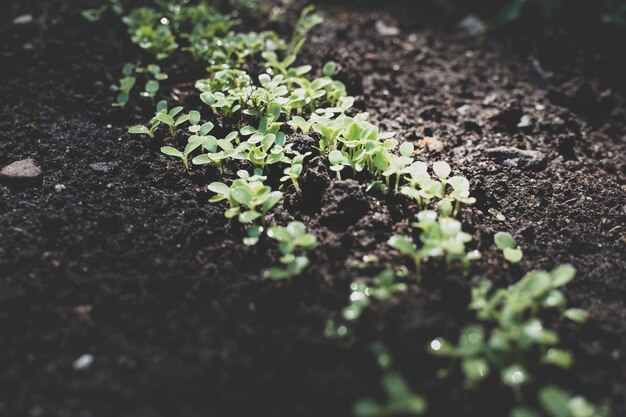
[122, 7, 178, 60]
[323, 61, 337, 77]
[341, 270, 407, 321]
[240, 102, 284, 144]
[400, 161, 474, 215]
[286, 115, 318, 134]
[428, 325, 490, 388]
[289, 76, 332, 113]
[353, 371, 426, 417]
[431, 265, 590, 399]
[280, 151, 311, 192]
[192, 131, 239, 174]
[128, 102, 190, 139]
[208, 171, 283, 243]
[137, 64, 167, 101]
[535, 385, 609, 417]
[286, 5, 324, 56]
[494, 231, 524, 263]
[82, 5, 109, 22]
[388, 210, 480, 277]
[160, 143, 197, 170]
[383, 142, 414, 192]
[328, 150, 350, 179]
[265, 221, 317, 280]
[112, 63, 136, 108]
[471, 264, 586, 324]
[354, 343, 426, 417]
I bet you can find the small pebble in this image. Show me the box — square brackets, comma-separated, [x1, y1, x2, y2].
[90, 162, 117, 173]
[54, 184, 66, 192]
[73, 354, 94, 370]
[375, 20, 400, 36]
[0, 159, 42, 186]
[13, 14, 33, 24]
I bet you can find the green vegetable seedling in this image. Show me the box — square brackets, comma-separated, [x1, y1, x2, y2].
[494, 231, 524, 263]
[265, 221, 317, 280]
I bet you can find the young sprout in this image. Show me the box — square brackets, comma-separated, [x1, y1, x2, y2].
[383, 142, 414, 192]
[342, 270, 407, 321]
[322, 61, 337, 77]
[353, 372, 427, 417]
[112, 63, 136, 108]
[240, 102, 284, 144]
[432, 264, 590, 401]
[537, 386, 609, 417]
[286, 5, 324, 56]
[137, 64, 168, 102]
[82, 5, 109, 22]
[428, 325, 490, 388]
[192, 131, 239, 174]
[388, 210, 480, 278]
[161, 142, 197, 170]
[265, 221, 317, 280]
[280, 151, 311, 192]
[328, 150, 350, 179]
[286, 115, 318, 134]
[494, 231, 524, 263]
[128, 102, 191, 139]
[208, 170, 283, 244]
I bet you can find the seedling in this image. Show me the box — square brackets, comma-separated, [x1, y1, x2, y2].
[286, 6, 324, 56]
[341, 270, 407, 321]
[137, 64, 168, 102]
[208, 170, 283, 244]
[82, 5, 109, 22]
[122, 7, 178, 60]
[354, 344, 426, 417]
[388, 210, 480, 277]
[161, 142, 197, 170]
[128, 102, 190, 139]
[280, 151, 311, 192]
[431, 265, 590, 403]
[383, 142, 414, 192]
[111, 63, 136, 108]
[82, 1, 122, 22]
[471, 264, 587, 324]
[354, 372, 427, 417]
[494, 231, 524, 263]
[537, 385, 609, 417]
[265, 221, 317, 280]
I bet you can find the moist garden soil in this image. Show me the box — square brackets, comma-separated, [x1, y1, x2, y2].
[1, 1, 625, 417]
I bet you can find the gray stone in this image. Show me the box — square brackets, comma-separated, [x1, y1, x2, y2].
[13, 14, 33, 25]
[90, 162, 117, 173]
[486, 146, 546, 171]
[375, 20, 400, 36]
[0, 159, 42, 186]
[458, 15, 485, 36]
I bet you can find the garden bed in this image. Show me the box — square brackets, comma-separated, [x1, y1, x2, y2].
[1, 1, 625, 417]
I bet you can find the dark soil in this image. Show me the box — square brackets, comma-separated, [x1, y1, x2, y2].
[1, 1, 625, 417]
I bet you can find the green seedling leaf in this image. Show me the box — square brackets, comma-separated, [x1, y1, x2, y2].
[433, 161, 451, 179]
[501, 364, 529, 387]
[504, 247, 523, 263]
[542, 348, 572, 369]
[231, 187, 253, 205]
[323, 61, 337, 77]
[563, 308, 588, 323]
[128, 125, 150, 135]
[160, 146, 183, 157]
[156, 112, 174, 125]
[539, 386, 571, 417]
[388, 236, 417, 256]
[551, 264, 576, 287]
[494, 232, 516, 249]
